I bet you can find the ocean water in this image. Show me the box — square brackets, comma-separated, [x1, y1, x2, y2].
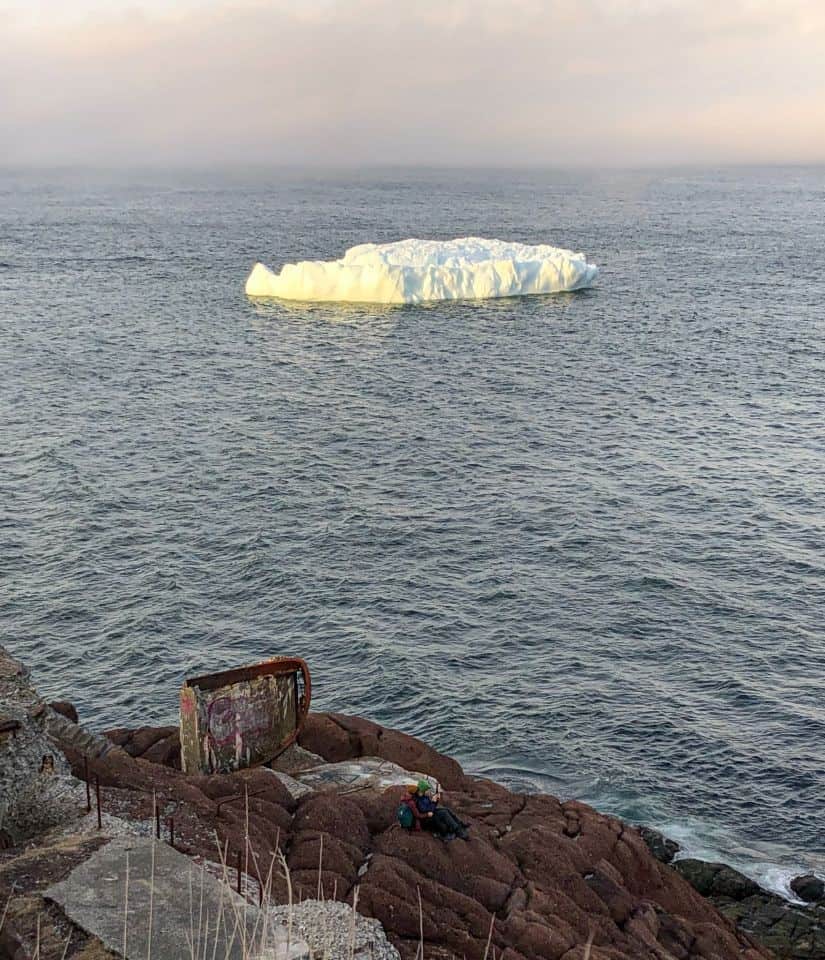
[2, 166, 824, 894]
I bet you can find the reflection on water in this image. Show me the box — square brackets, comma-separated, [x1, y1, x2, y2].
[249, 295, 402, 326]
[3, 166, 825, 895]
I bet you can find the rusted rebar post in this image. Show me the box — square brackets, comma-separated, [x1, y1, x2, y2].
[168, 818, 174, 848]
[95, 776, 102, 829]
[84, 756, 91, 812]
[236, 850, 242, 894]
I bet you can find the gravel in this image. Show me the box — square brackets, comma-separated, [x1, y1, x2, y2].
[270, 900, 400, 960]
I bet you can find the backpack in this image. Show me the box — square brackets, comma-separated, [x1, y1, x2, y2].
[397, 801, 414, 830]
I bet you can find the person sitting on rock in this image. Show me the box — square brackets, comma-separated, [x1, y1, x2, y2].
[398, 783, 430, 832]
[415, 780, 469, 842]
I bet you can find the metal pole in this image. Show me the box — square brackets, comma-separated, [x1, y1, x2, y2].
[169, 818, 175, 848]
[236, 851, 242, 895]
[95, 776, 102, 829]
[84, 756, 91, 812]
[154, 792, 160, 839]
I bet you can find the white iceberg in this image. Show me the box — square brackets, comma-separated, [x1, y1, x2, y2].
[245, 237, 598, 304]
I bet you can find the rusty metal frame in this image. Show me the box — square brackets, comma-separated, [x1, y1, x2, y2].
[182, 657, 311, 768]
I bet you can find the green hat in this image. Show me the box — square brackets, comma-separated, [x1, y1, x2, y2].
[417, 779, 431, 793]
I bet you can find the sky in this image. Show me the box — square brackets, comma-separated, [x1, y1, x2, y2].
[2, 0, 825, 166]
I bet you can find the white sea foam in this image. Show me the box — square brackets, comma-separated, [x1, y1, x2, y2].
[245, 237, 598, 304]
[660, 820, 824, 902]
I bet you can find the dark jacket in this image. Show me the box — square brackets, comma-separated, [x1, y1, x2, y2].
[402, 794, 427, 831]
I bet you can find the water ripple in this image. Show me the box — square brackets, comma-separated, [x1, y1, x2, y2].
[1, 166, 824, 890]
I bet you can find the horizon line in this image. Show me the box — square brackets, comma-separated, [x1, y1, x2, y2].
[3, 160, 825, 174]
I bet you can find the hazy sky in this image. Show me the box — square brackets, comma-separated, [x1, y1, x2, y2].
[3, 0, 824, 166]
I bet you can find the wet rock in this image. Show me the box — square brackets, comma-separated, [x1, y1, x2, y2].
[790, 873, 825, 903]
[674, 858, 761, 900]
[717, 893, 825, 960]
[636, 825, 680, 864]
[671, 857, 825, 960]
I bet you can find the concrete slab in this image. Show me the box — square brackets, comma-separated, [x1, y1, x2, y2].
[46, 836, 308, 960]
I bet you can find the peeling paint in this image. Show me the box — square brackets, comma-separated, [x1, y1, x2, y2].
[179, 658, 311, 775]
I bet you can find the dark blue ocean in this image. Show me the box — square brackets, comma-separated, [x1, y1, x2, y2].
[2, 166, 824, 894]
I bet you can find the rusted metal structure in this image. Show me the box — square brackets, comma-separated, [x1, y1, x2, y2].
[179, 657, 311, 775]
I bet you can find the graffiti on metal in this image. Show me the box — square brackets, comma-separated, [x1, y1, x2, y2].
[179, 658, 311, 775]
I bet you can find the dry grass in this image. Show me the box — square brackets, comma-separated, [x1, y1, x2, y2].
[416, 887, 424, 960]
[0, 887, 12, 938]
[482, 914, 495, 960]
[0, 791, 390, 960]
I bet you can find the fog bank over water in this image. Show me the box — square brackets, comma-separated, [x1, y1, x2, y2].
[2, 0, 825, 166]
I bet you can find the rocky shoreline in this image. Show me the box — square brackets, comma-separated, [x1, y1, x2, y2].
[1, 645, 822, 960]
[635, 828, 824, 960]
[640, 827, 825, 960]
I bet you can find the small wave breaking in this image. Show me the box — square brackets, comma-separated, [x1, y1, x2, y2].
[245, 237, 598, 304]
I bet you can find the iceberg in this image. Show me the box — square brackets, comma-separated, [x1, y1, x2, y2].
[245, 237, 598, 304]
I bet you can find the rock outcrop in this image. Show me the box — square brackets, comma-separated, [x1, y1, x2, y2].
[718, 895, 825, 960]
[652, 842, 825, 960]
[636, 828, 680, 866]
[0, 653, 775, 960]
[0, 649, 85, 845]
[15, 707, 765, 960]
[790, 874, 824, 905]
[673, 860, 761, 901]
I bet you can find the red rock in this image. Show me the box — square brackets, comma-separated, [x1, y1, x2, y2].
[292, 793, 371, 853]
[470, 875, 512, 913]
[522, 887, 592, 942]
[48, 701, 79, 724]
[690, 921, 743, 959]
[585, 867, 636, 926]
[500, 950, 532, 960]
[288, 833, 359, 882]
[499, 826, 589, 887]
[351, 785, 399, 834]
[105, 725, 178, 758]
[230, 767, 300, 811]
[44, 715, 771, 960]
[501, 916, 573, 960]
[299, 712, 466, 789]
[298, 713, 354, 762]
[377, 825, 519, 899]
[291, 868, 353, 902]
[655, 913, 694, 959]
[141, 731, 181, 768]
